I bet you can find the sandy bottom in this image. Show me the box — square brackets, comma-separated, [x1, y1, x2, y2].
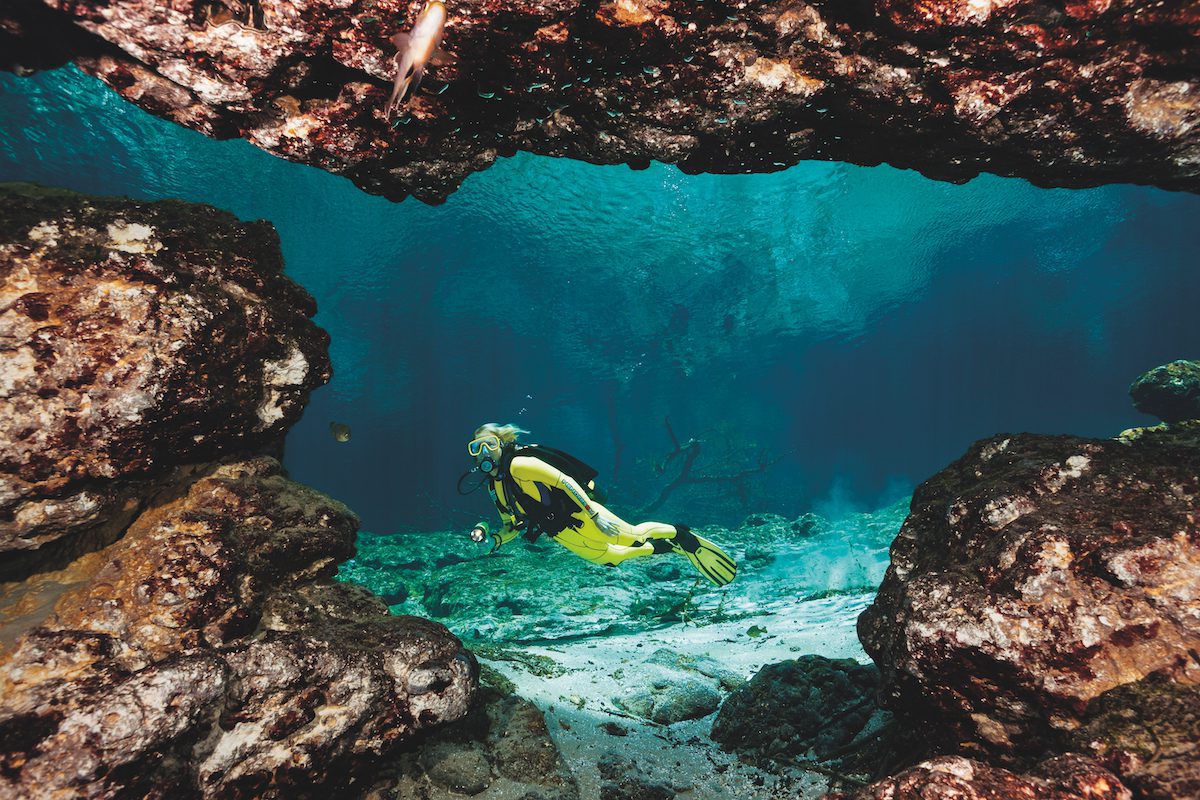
[481, 593, 872, 800]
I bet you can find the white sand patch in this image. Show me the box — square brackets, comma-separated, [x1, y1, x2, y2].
[481, 593, 872, 800]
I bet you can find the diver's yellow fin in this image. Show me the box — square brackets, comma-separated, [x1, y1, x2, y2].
[671, 528, 737, 587]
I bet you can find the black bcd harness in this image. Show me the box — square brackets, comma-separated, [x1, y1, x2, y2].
[491, 444, 602, 542]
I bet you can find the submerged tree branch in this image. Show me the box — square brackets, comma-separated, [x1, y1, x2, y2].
[640, 417, 777, 516]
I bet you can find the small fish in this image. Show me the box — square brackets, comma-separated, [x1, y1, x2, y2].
[329, 422, 352, 443]
[746, 625, 768, 638]
[385, 0, 454, 117]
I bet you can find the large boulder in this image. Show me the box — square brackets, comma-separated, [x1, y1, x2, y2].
[3, 0, 1197, 202]
[1130, 360, 1200, 423]
[366, 683, 579, 800]
[0, 457, 477, 799]
[858, 428, 1200, 767]
[0, 183, 330, 578]
[0, 184, 478, 798]
[711, 656, 888, 771]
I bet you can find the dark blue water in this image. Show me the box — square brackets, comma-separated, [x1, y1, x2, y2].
[4, 66, 1199, 532]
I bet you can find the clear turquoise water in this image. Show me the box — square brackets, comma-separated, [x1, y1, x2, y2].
[4, 65, 1199, 531]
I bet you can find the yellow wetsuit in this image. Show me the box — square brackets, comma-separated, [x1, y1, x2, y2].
[489, 455, 677, 566]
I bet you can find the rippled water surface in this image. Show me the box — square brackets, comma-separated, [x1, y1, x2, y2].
[3, 66, 1200, 531]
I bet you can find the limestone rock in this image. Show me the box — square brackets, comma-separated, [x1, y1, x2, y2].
[1130, 359, 1200, 423]
[0, 183, 330, 577]
[711, 656, 888, 770]
[597, 752, 674, 800]
[645, 646, 743, 691]
[614, 676, 721, 725]
[611, 647, 734, 725]
[367, 686, 579, 800]
[3, 0, 1197, 202]
[823, 754, 1131, 800]
[0, 458, 477, 799]
[858, 428, 1200, 759]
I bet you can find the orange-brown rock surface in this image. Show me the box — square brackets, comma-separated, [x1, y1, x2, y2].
[0, 183, 478, 799]
[2, 0, 1197, 202]
[0, 457, 477, 799]
[857, 425, 1200, 795]
[0, 183, 330, 580]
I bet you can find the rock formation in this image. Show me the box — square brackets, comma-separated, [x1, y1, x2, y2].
[0, 185, 478, 798]
[0, 457, 476, 799]
[1072, 678, 1200, 800]
[365, 682, 580, 800]
[711, 656, 890, 772]
[857, 425, 1200, 794]
[611, 648, 739, 725]
[1, 182, 330, 581]
[3, 0, 1198, 203]
[597, 752, 677, 800]
[1130, 359, 1200, 423]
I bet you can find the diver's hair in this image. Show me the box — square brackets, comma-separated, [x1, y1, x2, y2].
[474, 422, 529, 445]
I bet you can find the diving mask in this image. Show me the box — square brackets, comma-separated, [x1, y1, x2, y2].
[468, 434, 501, 458]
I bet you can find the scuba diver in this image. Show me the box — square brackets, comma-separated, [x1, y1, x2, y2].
[464, 423, 737, 586]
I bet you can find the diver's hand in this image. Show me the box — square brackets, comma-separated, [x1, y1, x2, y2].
[590, 509, 622, 538]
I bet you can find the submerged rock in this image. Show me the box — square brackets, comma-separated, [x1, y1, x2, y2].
[0, 457, 477, 799]
[1130, 359, 1200, 423]
[614, 676, 721, 725]
[368, 686, 579, 800]
[645, 647, 744, 691]
[1071, 678, 1200, 800]
[0, 183, 478, 798]
[610, 648, 737, 725]
[858, 427, 1200, 764]
[823, 754, 1131, 800]
[0, 183, 329, 579]
[597, 752, 675, 800]
[3, 0, 1198, 202]
[711, 656, 888, 771]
